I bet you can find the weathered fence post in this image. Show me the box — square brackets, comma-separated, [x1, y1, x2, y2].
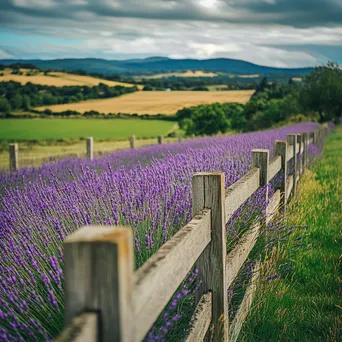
[297, 134, 302, 176]
[9, 143, 19, 171]
[158, 136, 163, 145]
[313, 130, 318, 146]
[252, 149, 269, 224]
[86, 137, 93, 160]
[192, 173, 228, 341]
[178, 135, 183, 143]
[129, 135, 135, 149]
[274, 140, 287, 208]
[287, 134, 297, 196]
[64, 226, 134, 342]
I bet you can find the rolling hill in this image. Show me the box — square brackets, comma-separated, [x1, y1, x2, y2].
[0, 68, 141, 88]
[0, 57, 313, 76]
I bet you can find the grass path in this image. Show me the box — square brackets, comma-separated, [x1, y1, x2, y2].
[239, 127, 342, 341]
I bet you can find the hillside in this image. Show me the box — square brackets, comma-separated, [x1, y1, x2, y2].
[0, 57, 313, 76]
[0, 68, 140, 88]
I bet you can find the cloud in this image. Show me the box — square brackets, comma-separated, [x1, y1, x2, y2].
[0, 0, 341, 67]
[1, 0, 342, 27]
[0, 49, 14, 59]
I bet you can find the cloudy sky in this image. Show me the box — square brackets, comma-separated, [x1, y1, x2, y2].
[0, 0, 341, 67]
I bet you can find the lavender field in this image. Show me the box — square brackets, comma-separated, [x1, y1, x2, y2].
[0, 122, 322, 341]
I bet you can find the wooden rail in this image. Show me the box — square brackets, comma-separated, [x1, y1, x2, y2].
[4, 135, 181, 170]
[56, 126, 330, 342]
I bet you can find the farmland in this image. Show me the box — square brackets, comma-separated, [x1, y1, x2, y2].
[136, 70, 218, 79]
[0, 118, 176, 140]
[0, 68, 142, 88]
[0, 122, 322, 341]
[35, 90, 255, 115]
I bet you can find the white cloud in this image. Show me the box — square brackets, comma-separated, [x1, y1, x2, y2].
[0, 49, 14, 59]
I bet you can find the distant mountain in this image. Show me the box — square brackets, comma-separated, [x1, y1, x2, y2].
[0, 57, 313, 76]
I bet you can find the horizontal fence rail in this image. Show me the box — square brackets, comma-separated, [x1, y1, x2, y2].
[56, 125, 330, 342]
[2, 135, 182, 170]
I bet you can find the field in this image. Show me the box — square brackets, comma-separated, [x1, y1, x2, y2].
[0, 118, 176, 140]
[35, 90, 255, 115]
[135, 70, 218, 79]
[0, 68, 142, 88]
[0, 122, 321, 341]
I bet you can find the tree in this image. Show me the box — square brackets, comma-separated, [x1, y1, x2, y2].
[0, 98, 11, 114]
[300, 62, 342, 122]
[143, 85, 153, 91]
[183, 107, 229, 136]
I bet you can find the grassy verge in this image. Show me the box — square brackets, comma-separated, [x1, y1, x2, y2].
[239, 127, 342, 341]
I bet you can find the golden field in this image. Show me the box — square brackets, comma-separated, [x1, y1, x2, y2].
[136, 70, 218, 79]
[0, 68, 142, 88]
[36, 90, 255, 115]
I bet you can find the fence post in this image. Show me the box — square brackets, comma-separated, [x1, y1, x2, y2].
[178, 135, 183, 143]
[252, 149, 269, 224]
[9, 143, 19, 171]
[129, 135, 135, 149]
[287, 134, 297, 197]
[297, 134, 302, 176]
[313, 129, 318, 146]
[86, 137, 93, 160]
[64, 226, 134, 342]
[192, 173, 228, 341]
[274, 140, 287, 209]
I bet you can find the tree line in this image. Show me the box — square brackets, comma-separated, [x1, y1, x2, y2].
[0, 81, 137, 114]
[177, 63, 342, 136]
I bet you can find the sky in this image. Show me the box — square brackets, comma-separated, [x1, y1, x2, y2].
[0, 0, 341, 68]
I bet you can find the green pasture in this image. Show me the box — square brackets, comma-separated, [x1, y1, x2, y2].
[0, 119, 176, 141]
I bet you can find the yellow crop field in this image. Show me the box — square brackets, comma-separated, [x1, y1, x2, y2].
[0, 68, 142, 89]
[137, 70, 218, 79]
[36, 90, 254, 115]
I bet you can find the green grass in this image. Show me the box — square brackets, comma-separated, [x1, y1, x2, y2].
[0, 118, 176, 141]
[239, 127, 342, 342]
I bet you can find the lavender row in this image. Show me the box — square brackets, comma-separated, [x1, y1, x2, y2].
[0, 122, 321, 341]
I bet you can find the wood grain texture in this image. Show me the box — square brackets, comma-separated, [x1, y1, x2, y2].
[134, 208, 211, 342]
[286, 175, 294, 203]
[64, 226, 134, 342]
[192, 172, 228, 341]
[274, 140, 287, 209]
[229, 262, 260, 342]
[269, 156, 281, 181]
[226, 223, 260, 289]
[9, 143, 18, 171]
[86, 137, 93, 160]
[252, 149, 269, 227]
[55, 313, 98, 342]
[266, 190, 281, 225]
[225, 168, 260, 223]
[286, 144, 294, 162]
[252, 149, 269, 186]
[297, 134, 303, 174]
[185, 292, 212, 342]
[287, 134, 297, 197]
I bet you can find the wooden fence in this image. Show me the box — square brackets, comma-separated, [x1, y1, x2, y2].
[5, 135, 180, 171]
[55, 126, 330, 342]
